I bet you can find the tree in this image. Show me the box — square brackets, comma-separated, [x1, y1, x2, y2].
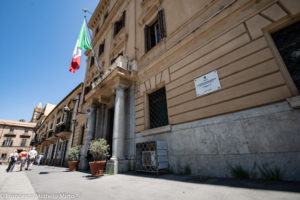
[19, 119, 25, 122]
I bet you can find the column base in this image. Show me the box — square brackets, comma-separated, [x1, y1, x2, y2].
[79, 157, 89, 170]
[107, 158, 134, 174]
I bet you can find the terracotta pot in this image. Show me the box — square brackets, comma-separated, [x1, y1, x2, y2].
[68, 161, 79, 171]
[89, 161, 106, 176]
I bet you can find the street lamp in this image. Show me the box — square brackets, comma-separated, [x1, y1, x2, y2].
[63, 106, 90, 115]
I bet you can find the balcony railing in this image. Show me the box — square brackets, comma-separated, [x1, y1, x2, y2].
[90, 55, 131, 90]
[55, 122, 71, 134]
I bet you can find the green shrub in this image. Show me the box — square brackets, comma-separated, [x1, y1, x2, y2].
[230, 164, 250, 179]
[258, 163, 283, 181]
[107, 166, 114, 175]
[67, 146, 80, 161]
[88, 138, 110, 161]
[185, 165, 191, 175]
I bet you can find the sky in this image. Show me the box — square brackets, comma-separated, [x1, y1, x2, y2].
[0, 0, 100, 122]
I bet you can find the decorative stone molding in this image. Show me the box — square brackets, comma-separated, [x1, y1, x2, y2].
[138, 0, 162, 25]
[139, 68, 170, 96]
[137, 125, 171, 137]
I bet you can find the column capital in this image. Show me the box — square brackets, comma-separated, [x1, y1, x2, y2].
[114, 83, 128, 90]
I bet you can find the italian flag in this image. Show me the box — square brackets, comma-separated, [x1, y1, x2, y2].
[69, 20, 92, 73]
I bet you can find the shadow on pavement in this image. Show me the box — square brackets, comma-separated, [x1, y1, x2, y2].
[122, 172, 300, 193]
[83, 175, 103, 180]
[39, 172, 49, 175]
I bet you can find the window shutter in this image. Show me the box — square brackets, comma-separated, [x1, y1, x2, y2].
[144, 25, 150, 52]
[158, 9, 166, 39]
[122, 11, 126, 27]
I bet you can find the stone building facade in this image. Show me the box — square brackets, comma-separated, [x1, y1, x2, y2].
[74, 0, 137, 172]
[81, 0, 300, 180]
[34, 84, 82, 166]
[0, 120, 36, 163]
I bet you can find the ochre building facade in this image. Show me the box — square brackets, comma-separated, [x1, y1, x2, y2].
[0, 120, 36, 163]
[34, 0, 300, 180]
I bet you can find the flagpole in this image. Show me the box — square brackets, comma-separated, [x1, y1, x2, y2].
[83, 14, 103, 77]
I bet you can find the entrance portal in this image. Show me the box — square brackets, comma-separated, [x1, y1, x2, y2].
[106, 108, 114, 159]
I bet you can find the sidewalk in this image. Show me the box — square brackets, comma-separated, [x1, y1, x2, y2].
[0, 164, 300, 200]
[0, 164, 36, 200]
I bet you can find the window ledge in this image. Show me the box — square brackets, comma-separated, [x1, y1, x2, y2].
[138, 125, 171, 137]
[287, 95, 300, 109]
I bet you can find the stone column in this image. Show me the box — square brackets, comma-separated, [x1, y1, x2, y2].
[95, 104, 106, 139]
[79, 104, 96, 170]
[128, 85, 136, 160]
[111, 84, 127, 170]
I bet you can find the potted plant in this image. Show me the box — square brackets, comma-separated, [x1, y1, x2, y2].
[67, 146, 80, 171]
[88, 138, 110, 176]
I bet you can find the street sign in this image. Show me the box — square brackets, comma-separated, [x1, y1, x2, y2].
[85, 108, 91, 118]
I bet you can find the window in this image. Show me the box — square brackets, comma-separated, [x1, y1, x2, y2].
[24, 129, 29, 133]
[20, 138, 27, 147]
[1, 154, 7, 160]
[58, 142, 62, 151]
[98, 41, 105, 57]
[114, 11, 126, 37]
[148, 87, 169, 128]
[84, 86, 91, 95]
[272, 21, 300, 92]
[9, 127, 14, 132]
[95, 27, 99, 36]
[144, 9, 166, 52]
[2, 138, 13, 147]
[104, 12, 108, 22]
[79, 126, 85, 145]
[56, 117, 61, 124]
[90, 56, 95, 67]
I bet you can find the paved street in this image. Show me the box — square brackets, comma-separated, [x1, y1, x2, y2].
[0, 164, 300, 200]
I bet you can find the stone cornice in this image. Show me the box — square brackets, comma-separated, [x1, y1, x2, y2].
[88, 0, 126, 47]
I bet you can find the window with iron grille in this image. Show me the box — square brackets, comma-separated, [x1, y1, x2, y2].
[272, 21, 300, 92]
[20, 138, 27, 147]
[10, 127, 14, 132]
[144, 9, 166, 53]
[148, 87, 169, 128]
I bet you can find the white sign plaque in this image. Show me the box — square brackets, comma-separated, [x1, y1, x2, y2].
[194, 70, 221, 97]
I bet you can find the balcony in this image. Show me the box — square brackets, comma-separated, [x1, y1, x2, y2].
[45, 129, 58, 145]
[20, 133, 31, 138]
[85, 55, 137, 104]
[55, 122, 72, 141]
[4, 132, 16, 137]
